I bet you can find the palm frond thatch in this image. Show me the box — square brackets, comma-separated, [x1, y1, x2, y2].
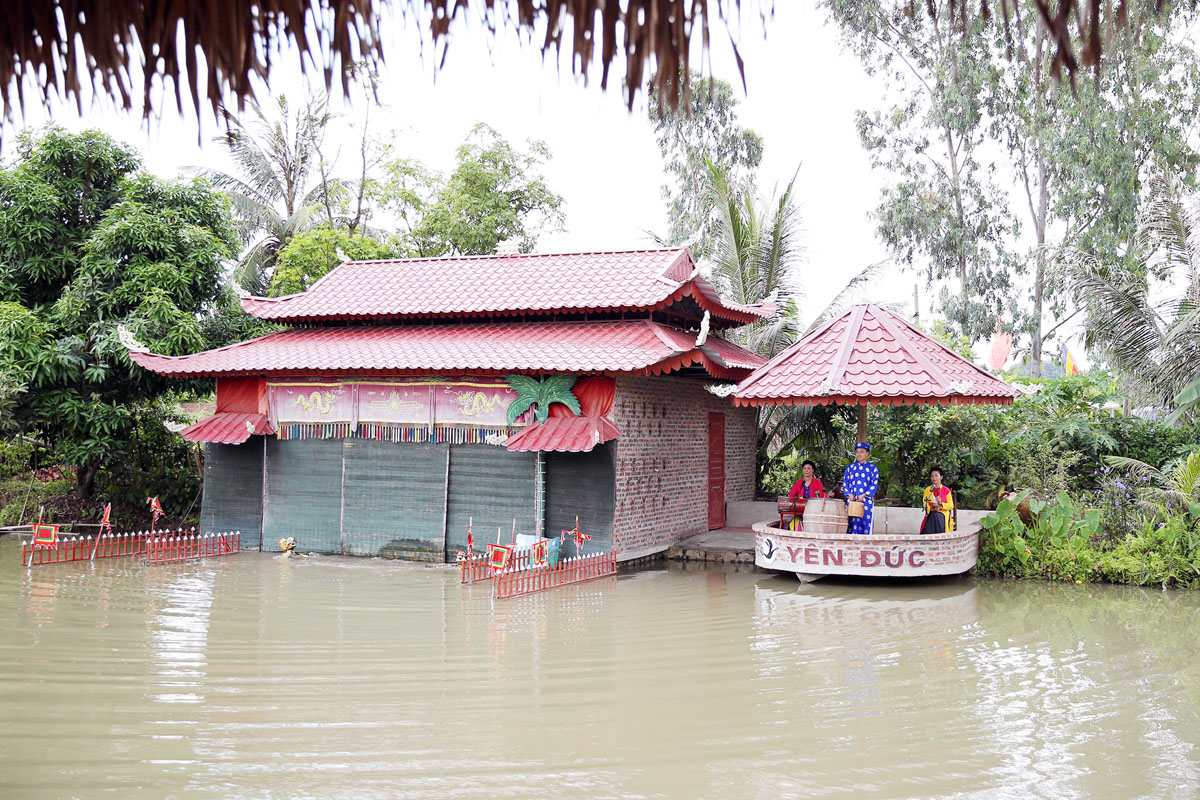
[2, 0, 744, 125]
[1, 1, 1142, 127]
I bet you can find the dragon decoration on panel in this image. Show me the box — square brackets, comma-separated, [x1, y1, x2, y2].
[454, 390, 505, 417]
[294, 389, 341, 415]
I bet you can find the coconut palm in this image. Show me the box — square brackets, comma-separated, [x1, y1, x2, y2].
[200, 94, 335, 295]
[702, 160, 889, 465]
[1060, 163, 1200, 422]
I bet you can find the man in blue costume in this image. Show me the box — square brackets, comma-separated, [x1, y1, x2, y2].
[842, 443, 879, 535]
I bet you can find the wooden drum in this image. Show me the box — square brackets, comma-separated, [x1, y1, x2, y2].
[802, 497, 849, 535]
[777, 497, 807, 529]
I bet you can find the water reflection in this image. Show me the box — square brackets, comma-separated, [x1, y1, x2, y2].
[1, 537, 1198, 799]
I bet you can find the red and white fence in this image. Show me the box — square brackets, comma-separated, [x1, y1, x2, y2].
[493, 551, 617, 599]
[22, 529, 160, 567]
[145, 531, 241, 563]
[459, 549, 533, 584]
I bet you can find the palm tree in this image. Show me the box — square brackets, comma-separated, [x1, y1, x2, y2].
[701, 160, 889, 467]
[1060, 163, 1200, 422]
[1105, 450, 1200, 505]
[200, 94, 334, 295]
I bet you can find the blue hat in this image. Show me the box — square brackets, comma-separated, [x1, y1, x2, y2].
[855, 442, 871, 451]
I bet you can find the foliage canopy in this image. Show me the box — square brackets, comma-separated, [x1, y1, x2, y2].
[0, 127, 239, 496]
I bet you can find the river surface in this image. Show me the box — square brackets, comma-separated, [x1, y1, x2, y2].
[2, 537, 1199, 799]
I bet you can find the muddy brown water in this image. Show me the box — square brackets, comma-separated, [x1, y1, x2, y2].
[1, 537, 1198, 799]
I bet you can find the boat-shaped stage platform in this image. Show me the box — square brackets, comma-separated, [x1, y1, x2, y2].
[666, 501, 988, 581]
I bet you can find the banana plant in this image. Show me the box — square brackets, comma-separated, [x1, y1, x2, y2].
[504, 375, 580, 424]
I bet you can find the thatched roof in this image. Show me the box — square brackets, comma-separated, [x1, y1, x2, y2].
[0, 0, 1150, 124]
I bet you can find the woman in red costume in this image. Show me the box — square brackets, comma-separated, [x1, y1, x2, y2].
[787, 460, 826, 531]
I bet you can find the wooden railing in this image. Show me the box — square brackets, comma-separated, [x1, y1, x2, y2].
[493, 552, 617, 599]
[459, 549, 533, 584]
[145, 531, 240, 563]
[22, 529, 162, 567]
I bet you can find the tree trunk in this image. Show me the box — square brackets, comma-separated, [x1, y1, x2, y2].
[1031, 147, 1049, 378]
[1031, 252, 1044, 377]
[77, 458, 99, 499]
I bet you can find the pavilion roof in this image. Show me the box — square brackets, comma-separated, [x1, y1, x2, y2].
[129, 320, 765, 380]
[238, 249, 775, 326]
[733, 303, 1020, 407]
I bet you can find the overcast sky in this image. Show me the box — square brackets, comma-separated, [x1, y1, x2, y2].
[3, 1, 997, 338]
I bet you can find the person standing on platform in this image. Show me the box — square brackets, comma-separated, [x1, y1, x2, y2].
[920, 467, 956, 534]
[842, 443, 879, 535]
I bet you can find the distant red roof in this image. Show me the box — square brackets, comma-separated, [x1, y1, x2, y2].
[129, 321, 765, 380]
[180, 412, 275, 444]
[734, 304, 1020, 406]
[239, 249, 775, 326]
[505, 416, 621, 453]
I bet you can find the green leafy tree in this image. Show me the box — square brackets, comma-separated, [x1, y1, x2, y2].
[0, 127, 238, 497]
[270, 224, 401, 296]
[406, 124, 564, 257]
[829, 0, 1200, 364]
[825, 0, 1023, 341]
[988, 2, 1200, 376]
[648, 71, 764, 258]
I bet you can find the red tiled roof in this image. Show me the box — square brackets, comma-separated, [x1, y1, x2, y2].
[238, 249, 775, 325]
[734, 304, 1020, 406]
[129, 321, 765, 380]
[504, 416, 621, 453]
[180, 412, 275, 444]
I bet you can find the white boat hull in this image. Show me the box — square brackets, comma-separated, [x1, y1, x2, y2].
[753, 518, 979, 580]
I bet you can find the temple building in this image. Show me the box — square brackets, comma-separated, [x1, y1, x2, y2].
[128, 249, 770, 561]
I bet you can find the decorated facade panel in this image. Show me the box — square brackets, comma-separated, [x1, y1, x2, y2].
[267, 377, 531, 444]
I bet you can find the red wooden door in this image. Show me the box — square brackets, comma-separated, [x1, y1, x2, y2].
[707, 412, 726, 530]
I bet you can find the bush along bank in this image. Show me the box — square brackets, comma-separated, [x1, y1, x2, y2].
[979, 454, 1200, 589]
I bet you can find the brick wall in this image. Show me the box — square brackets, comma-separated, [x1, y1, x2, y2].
[609, 375, 757, 554]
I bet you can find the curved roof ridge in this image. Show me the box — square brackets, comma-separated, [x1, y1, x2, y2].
[236, 248, 773, 325]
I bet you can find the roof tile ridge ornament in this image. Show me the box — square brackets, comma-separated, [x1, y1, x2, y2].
[868, 304, 956, 393]
[694, 310, 711, 347]
[117, 325, 149, 353]
[826, 304, 869, 394]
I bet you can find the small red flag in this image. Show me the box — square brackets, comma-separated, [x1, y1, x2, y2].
[147, 496, 164, 527]
[33, 523, 60, 548]
[486, 543, 511, 571]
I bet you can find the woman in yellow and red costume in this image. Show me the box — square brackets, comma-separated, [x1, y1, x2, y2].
[920, 467, 956, 534]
